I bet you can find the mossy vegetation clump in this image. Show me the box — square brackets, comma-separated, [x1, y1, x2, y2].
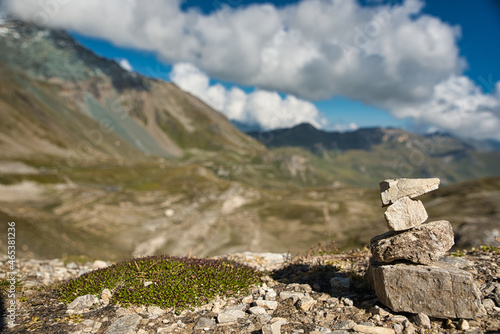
[59, 255, 263, 310]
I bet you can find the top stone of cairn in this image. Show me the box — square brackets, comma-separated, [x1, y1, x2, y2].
[379, 178, 440, 206]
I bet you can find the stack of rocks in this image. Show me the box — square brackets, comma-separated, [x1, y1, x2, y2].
[366, 178, 483, 319]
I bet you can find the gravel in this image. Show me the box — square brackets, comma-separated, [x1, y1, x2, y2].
[1, 248, 500, 333]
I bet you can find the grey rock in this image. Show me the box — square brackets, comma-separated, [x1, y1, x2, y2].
[279, 291, 304, 303]
[353, 324, 395, 334]
[256, 313, 273, 325]
[334, 320, 355, 330]
[224, 303, 248, 312]
[384, 197, 428, 231]
[411, 313, 430, 329]
[241, 295, 253, 303]
[248, 306, 267, 315]
[217, 309, 246, 324]
[67, 294, 98, 313]
[483, 298, 496, 309]
[101, 288, 112, 301]
[389, 315, 408, 323]
[379, 178, 440, 206]
[265, 288, 277, 300]
[297, 295, 316, 311]
[370, 220, 454, 265]
[457, 319, 469, 330]
[104, 314, 142, 334]
[342, 297, 354, 307]
[194, 317, 215, 330]
[147, 305, 165, 319]
[365, 261, 483, 319]
[262, 317, 287, 334]
[70, 319, 99, 334]
[402, 320, 416, 334]
[256, 298, 278, 310]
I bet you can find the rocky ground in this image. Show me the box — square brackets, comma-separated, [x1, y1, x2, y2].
[1, 248, 500, 334]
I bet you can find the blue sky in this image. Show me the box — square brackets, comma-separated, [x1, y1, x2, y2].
[4, 0, 500, 139]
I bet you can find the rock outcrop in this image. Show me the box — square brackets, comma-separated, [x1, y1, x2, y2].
[366, 178, 483, 319]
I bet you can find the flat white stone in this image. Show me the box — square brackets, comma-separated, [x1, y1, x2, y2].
[379, 178, 440, 206]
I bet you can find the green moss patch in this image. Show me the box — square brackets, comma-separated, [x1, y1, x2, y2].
[59, 255, 263, 310]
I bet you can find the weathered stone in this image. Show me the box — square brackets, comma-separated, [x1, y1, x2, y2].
[104, 314, 142, 334]
[457, 319, 469, 330]
[334, 320, 356, 330]
[256, 298, 278, 310]
[194, 317, 215, 330]
[67, 294, 98, 313]
[248, 306, 267, 315]
[262, 318, 287, 334]
[365, 260, 483, 319]
[297, 295, 316, 311]
[217, 309, 246, 324]
[411, 313, 431, 329]
[147, 305, 165, 319]
[379, 178, 440, 206]
[384, 197, 428, 231]
[353, 324, 395, 334]
[279, 291, 304, 303]
[265, 288, 277, 300]
[370, 220, 454, 265]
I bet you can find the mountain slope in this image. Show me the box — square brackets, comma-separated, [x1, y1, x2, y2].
[248, 123, 500, 186]
[0, 19, 265, 161]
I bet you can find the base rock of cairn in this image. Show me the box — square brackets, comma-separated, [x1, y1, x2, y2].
[365, 178, 483, 319]
[366, 260, 483, 319]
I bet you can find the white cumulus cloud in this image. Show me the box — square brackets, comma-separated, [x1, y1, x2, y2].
[3, 0, 500, 139]
[170, 63, 326, 130]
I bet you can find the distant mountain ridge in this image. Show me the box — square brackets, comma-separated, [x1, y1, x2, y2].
[247, 122, 500, 153]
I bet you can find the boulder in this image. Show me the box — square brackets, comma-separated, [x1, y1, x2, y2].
[365, 260, 483, 319]
[379, 178, 440, 206]
[370, 220, 454, 265]
[384, 196, 428, 231]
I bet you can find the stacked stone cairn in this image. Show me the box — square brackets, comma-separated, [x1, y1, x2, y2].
[365, 178, 483, 319]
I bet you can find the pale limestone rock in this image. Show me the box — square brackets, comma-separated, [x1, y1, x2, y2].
[297, 295, 316, 311]
[370, 220, 454, 265]
[193, 317, 215, 330]
[248, 306, 267, 315]
[365, 260, 483, 319]
[379, 178, 440, 206]
[256, 298, 278, 310]
[352, 324, 395, 334]
[67, 294, 98, 313]
[384, 197, 428, 231]
[217, 310, 246, 324]
[104, 314, 142, 334]
[262, 318, 287, 334]
[412, 313, 431, 329]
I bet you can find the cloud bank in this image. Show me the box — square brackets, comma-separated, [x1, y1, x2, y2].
[4, 0, 500, 139]
[170, 63, 326, 130]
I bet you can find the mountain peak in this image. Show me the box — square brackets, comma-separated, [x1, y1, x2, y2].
[0, 18, 265, 160]
[0, 18, 149, 91]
